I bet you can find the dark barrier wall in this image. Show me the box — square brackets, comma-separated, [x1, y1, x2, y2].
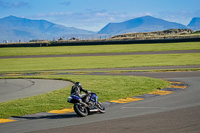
[1, 38, 200, 47]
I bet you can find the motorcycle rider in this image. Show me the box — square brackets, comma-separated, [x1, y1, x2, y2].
[70, 82, 90, 104]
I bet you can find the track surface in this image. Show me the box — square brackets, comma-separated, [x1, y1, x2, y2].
[0, 79, 72, 102]
[30, 105, 200, 133]
[1, 49, 200, 59]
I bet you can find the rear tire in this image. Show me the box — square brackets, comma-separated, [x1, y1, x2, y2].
[74, 104, 88, 117]
[97, 102, 106, 113]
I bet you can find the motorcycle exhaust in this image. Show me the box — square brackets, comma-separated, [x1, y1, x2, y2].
[89, 109, 100, 112]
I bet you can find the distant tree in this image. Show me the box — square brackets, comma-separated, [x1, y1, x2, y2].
[3, 40, 8, 43]
[58, 37, 63, 41]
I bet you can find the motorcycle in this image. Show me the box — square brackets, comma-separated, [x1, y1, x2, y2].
[67, 92, 106, 117]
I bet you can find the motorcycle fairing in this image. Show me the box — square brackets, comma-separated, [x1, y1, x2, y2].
[68, 95, 81, 103]
[90, 93, 98, 104]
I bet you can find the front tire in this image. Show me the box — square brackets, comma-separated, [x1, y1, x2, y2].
[97, 102, 106, 113]
[74, 103, 88, 117]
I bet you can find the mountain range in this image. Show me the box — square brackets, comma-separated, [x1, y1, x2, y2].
[0, 16, 94, 42]
[0, 15, 200, 42]
[188, 17, 200, 31]
[98, 16, 200, 34]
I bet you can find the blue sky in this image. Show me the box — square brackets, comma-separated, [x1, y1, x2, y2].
[0, 0, 200, 31]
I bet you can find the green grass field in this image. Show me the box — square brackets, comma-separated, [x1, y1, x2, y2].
[0, 75, 169, 118]
[0, 75, 170, 118]
[0, 42, 200, 56]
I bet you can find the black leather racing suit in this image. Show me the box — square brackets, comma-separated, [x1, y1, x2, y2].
[70, 85, 90, 103]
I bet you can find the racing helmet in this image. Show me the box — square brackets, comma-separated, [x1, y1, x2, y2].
[75, 82, 81, 87]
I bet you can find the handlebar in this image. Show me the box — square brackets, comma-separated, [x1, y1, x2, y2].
[87, 91, 93, 94]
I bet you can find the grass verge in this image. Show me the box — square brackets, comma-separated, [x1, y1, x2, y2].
[1, 68, 200, 76]
[0, 75, 170, 118]
[0, 42, 200, 56]
[0, 53, 200, 73]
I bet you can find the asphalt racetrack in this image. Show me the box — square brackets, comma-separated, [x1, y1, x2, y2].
[0, 50, 200, 133]
[0, 79, 72, 103]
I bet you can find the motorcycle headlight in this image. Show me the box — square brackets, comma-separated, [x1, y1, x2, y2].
[67, 97, 72, 102]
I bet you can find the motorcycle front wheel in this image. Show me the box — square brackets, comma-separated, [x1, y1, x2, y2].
[97, 101, 106, 113]
[74, 103, 88, 117]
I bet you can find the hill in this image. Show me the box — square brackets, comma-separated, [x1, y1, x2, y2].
[109, 29, 197, 40]
[98, 16, 188, 35]
[188, 17, 200, 31]
[0, 16, 94, 42]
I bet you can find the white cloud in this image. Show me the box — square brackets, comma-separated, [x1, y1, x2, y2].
[157, 10, 200, 25]
[60, 1, 71, 6]
[0, 0, 30, 8]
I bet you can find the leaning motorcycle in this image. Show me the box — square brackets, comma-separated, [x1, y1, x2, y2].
[67, 92, 106, 117]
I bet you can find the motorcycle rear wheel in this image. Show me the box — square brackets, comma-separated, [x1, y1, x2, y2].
[74, 103, 88, 117]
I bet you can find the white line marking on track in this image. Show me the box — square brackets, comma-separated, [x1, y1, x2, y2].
[121, 107, 167, 109]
